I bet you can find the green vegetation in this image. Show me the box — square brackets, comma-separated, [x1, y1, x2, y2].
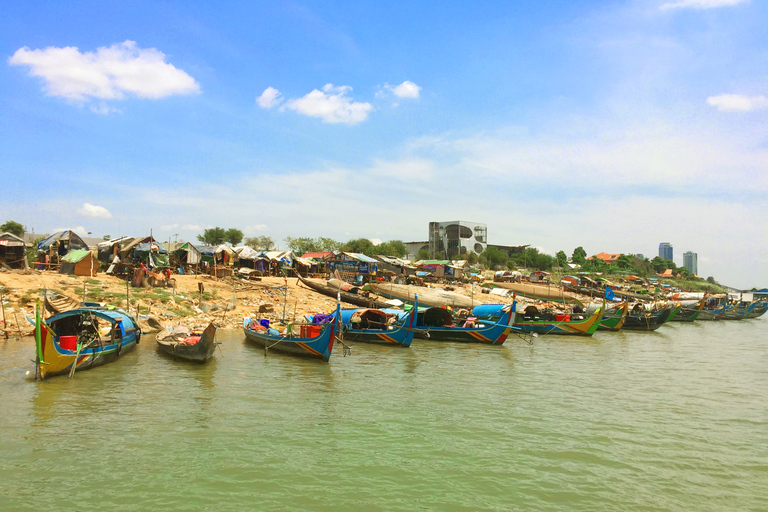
[244, 236, 275, 251]
[197, 227, 243, 246]
[284, 236, 407, 258]
[1, 220, 25, 237]
[284, 236, 342, 254]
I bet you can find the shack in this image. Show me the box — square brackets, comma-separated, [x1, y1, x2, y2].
[374, 255, 415, 276]
[172, 242, 202, 272]
[199, 245, 236, 277]
[60, 249, 99, 277]
[133, 242, 170, 268]
[234, 246, 268, 273]
[37, 230, 89, 268]
[328, 252, 379, 280]
[0, 232, 29, 269]
[301, 251, 336, 275]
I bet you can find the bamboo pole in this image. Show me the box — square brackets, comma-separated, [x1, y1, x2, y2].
[1, 293, 8, 339]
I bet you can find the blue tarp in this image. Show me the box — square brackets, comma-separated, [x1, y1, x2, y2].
[37, 230, 88, 252]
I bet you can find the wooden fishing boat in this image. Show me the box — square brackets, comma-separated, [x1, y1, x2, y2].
[670, 298, 705, 322]
[666, 303, 681, 322]
[721, 301, 757, 320]
[368, 282, 478, 309]
[43, 290, 82, 315]
[598, 301, 629, 331]
[622, 304, 673, 331]
[512, 302, 603, 336]
[746, 301, 768, 318]
[297, 274, 392, 309]
[406, 302, 518, 344]
[156, 322, 218, 363]
[243, 304, 339, 361]
[332, 306, 416, 347]
[33, 303, 141, 380]
[487, 282, 584, 306]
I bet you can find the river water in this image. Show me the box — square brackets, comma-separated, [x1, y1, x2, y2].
[1, 318, 766, 511]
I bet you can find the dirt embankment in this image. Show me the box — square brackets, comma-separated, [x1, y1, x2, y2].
[0, 270, 499, 339]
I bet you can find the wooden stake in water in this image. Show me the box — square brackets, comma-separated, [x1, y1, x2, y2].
[1, 293, 8, 339]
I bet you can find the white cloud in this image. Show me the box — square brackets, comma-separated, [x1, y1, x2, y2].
[660, 0, 748, 10]
[78, 203, 112, 219]
[706, 94, 768, 112]
[257, 87, 283, 109]
[245, 224, 269, 232]
[384, 81, 422, 99]
[370, 238, 382, 246]
[8, 40, 200, 102]
[90, 102, 122, 115]
[182, 224, 201, 231]
[161, 223, 179, 230]
[284, 84, 372, 124]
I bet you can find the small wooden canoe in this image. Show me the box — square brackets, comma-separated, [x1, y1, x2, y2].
[486, 282, 584, 306]
[156, 322, 218, 363]
[368, 282, 478, 309]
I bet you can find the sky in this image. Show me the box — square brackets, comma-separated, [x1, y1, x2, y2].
[1, 0, 766, 289]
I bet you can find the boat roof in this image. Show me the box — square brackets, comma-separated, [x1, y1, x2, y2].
[49, 307, 134, 324]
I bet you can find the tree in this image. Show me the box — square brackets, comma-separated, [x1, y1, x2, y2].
[317, 237, 343, 252]
[375, 240, 407, 258]
[1, 220, 24, 237]
[572, 246, 587, 265]
[197, 227, 226, 245]
[650, 256, 674, 274]
[556, 250, 568, 268]
[343, 238, 376, 256]
[481, 246, 508, 269]
[706, 276, 718, 284]
[224, 228, 243, 246]
[466, 252, 478, 265]
[416, 248, 430, 261]
[285, 236, 320, 254]
[616, 254, 633, 269]
[244, 236, 274, 251]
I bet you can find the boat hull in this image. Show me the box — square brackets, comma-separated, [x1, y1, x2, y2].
[36, 307, 141, 380]
[514, 307, 603, 336]
[156, 323, 218, 363]
[414, 306, 518, 345]
[622, 307, 672, 331]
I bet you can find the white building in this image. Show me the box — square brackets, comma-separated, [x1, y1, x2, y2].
[428, 221, 487, 259]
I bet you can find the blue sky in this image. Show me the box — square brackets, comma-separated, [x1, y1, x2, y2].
[1, 0, 766, 289]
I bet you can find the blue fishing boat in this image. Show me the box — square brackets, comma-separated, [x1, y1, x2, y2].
[746, 300, 768, 318]
[243, 304, 340, 361]
[33, 303, 141, 380]
[328, 305, 416, 347]
[386, 301, 518, 344]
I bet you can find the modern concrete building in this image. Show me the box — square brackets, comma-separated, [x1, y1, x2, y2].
[659, 242, 673, 261]
[428, 221, 487, 259]
[683, 251, 698, 275]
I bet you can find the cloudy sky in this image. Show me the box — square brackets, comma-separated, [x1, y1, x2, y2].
[2, 0, 766, 288]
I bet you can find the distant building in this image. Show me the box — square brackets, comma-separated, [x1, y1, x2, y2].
[404, 241, 429, 260]
[683, 251, 698, 275]
[659, 242, 673, 261]
[428, 221, 487, 259]
[588, 252, 620, 264]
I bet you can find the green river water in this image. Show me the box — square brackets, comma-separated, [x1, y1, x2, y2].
[1, 318, 766, 511]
